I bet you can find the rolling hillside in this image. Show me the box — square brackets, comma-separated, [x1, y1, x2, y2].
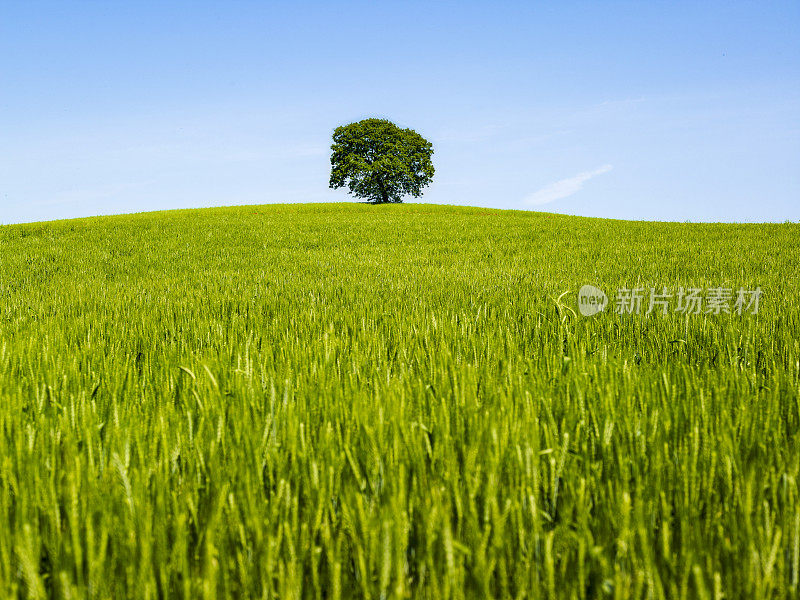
[1, 203, 798, 598]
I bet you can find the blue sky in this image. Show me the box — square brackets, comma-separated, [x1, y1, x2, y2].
[1, 0, 798, 224]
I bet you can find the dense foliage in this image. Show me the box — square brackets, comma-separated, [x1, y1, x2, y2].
[329, 119, 434, 203]
[0, 204, 798, 598]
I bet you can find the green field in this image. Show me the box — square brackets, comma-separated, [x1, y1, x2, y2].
[0, 203, 798, 599]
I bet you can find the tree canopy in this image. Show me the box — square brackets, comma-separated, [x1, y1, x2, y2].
[329, 118, 434, 204]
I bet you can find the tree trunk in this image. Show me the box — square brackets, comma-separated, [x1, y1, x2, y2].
[377, 177, 389, 203]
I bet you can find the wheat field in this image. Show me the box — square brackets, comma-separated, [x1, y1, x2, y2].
[0, 203, 798, 598]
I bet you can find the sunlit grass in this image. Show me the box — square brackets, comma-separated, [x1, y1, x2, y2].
[0, 203, 798, 598]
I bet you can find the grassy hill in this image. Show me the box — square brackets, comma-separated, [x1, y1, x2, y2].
[1, 203, 798, 598]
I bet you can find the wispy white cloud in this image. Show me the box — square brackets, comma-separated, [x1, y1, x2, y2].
[524, 164, 613, 206]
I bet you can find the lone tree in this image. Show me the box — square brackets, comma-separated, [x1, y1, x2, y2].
[329, 118, 434, 204]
